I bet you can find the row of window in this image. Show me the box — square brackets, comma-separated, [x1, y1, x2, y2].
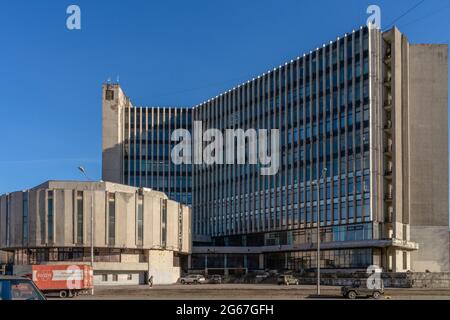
[126, 175, 192, 192]
[205, 77, 369, 126]
[198, 204, 372, 236]
[13, 248, 148, 265]
[265, 248, 373, 270]
[127, 108, 191, 128]
[190, 248, 373, 271]
[194, 30, 369, 118]
[101, 274, 134, 282]
[127, 108, 369, 153]
[211, 223, 372, 247]
[191, 253, 260, 270]
[264, 223, 373, 246]
[39, 191, 116, 246]
[127, 82, 368, 135]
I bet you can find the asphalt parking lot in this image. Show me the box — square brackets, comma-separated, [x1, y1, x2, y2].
[67, 284, 450, 300]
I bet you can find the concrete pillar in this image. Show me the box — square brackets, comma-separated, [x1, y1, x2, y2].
[284, 253, 288, 269]
[394, 250, 404, 272]
[187, 255, 192, 269]
[391, 249, 397, 272]
[373, 249, 381, 268]
[259, 254, 264, 270]
[224, 254, 227, 269]
[388, 249, 406, 272]
[224, 254, 228, 275]
[407, 251, 411, 271]
[204, 255, 208, 275]
[380, 249, 384, 271]
[388, 248, 396, 272]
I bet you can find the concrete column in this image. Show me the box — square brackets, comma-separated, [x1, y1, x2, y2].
[394, 250, 404, 272]
[284, 253, 288, 269]
[259, 254, 264, 270]
[388, 249, 394, 272]
[372, 249, 381, 268]
[187, 255, 192, 269]
[224, 254, 229, 276]
[382, 248, 391, 272]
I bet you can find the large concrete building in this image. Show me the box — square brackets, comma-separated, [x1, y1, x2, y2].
[102, 25, 449, 274]
[0, 181, 191, 285]
[102, 86, 192, 205]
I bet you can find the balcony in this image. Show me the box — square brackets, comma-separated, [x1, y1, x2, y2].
[391, 238, 419, 250]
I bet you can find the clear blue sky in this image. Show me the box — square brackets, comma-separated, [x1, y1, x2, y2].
[0, 0, 449, 193]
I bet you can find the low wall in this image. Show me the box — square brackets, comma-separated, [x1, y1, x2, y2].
[206, 271, 450, 288]
[296, 271, 450, 288]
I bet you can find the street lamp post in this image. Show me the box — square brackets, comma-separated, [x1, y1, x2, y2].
[312, 168, 327, 296]
[77, 166, 94, 296]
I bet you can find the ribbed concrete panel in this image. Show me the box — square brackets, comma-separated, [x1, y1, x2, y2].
[0, 181, 191, 255]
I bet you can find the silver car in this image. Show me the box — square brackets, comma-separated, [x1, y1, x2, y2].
[179, 274, 207, 285]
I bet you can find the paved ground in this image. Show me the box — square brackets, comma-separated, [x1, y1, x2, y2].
[66, 284, 450, 300]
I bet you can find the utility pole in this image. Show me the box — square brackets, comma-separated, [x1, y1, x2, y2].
[78, 166, 95, 296]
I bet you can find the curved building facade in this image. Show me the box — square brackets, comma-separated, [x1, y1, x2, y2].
[0, 181, 191, 285]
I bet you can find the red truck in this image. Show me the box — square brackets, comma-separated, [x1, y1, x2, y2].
[16, 264, 93, 298]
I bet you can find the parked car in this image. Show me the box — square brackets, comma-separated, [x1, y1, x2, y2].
[341, 279, 384, 299]
[255, 272, 270, 280]
[208, 275, 222, 284]
[277, 274, 299, 286]
[179, 274, 207, 285]
[0, 276, 46, 300]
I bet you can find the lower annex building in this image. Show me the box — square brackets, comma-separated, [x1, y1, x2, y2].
[0, 181, 191, 285]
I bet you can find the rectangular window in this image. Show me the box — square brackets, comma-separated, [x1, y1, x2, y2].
[137, 195, 143, 246]
[403, 252, 408, 270]
[47, 191, 54, 243]
[76, 191, 84, 244]
[105, 89, 114, 101]
[161, 199, 167, 248]
[102, 274, 108, 282]
[112, 274, 118, 282]
[108, 193, 116, 246]
[127, 274, 133, 281]
[22, 192, 29, 245]
[5, 195, 10, 246]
